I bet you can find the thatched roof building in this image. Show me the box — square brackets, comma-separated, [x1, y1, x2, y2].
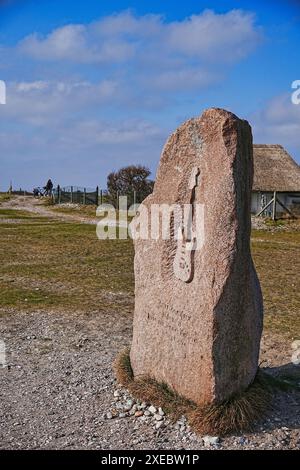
[253, 144, 300, 192]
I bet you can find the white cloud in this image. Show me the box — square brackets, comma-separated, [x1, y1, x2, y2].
[62, 119, 162, 146]
[18, 10, 262, 65]
[1, 9, 263, 101]
[93, 11, 163, 38]
[17, 81, 49, 92]
[19, 23, 135, 63]
[146, 68, 219, 91]
[0, 77, 165, 185]
[252, 93, 300, 147]
[20, 25, 85, 60]
[0, 9, 265, 187]
[1, 79, 120, 126]
[0, 116, 166, 188]
[167, 10, 261, 62]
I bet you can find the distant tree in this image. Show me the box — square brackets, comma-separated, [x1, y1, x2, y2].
[107, 165, 154, 207]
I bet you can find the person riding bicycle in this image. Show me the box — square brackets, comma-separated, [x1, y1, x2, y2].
[44, 179, 53, 196]
[33, 187, 41, 197]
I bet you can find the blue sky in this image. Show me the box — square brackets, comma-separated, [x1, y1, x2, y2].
[0, 0, 300, 189]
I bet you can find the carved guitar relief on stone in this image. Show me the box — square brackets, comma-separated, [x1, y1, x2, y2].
[173, 167, 200, 283]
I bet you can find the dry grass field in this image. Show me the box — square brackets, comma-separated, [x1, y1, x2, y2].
[0, 210, 134, 313]
[252, 229, 300, 339]
[1, 197, 299, 340]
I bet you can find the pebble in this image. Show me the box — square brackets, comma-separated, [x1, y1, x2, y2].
[148, 405, 157, 415]
[203, 435, 220, 447]
[154, 414, 163, 421]
[123, 400, 134, 412]
[139, 416, 147, 422]
[176, 416, 187, 427]
[155, 422, 164, 430]
[106, 388, 290, 451]
[108, 390, 290, 449]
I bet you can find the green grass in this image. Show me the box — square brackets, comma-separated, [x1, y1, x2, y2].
[50, 204, 98, 218]
[251, 230, 300, 338]
[0, 282, 67, 308]
[0, 208, 49, 220]
[264, 218, 300, 229]
[0, 213, 134, 312]
[50, 204, 134, 222]
[0, 193, 11, 203]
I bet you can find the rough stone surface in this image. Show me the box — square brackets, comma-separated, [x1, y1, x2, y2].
[130, 108, 264, 406]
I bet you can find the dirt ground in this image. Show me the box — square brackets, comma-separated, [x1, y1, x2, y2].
[0, 196, 99, 225]
[0, 196, 299, 450]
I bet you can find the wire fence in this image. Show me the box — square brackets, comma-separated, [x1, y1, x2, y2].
[53, 186, 147, 207]
[54, 186, 101, 205]
[5, 185, 148, 208]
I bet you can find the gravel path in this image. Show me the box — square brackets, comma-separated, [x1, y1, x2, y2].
[1, 196, 100, 225]
[1, 196, 127, 227]
[1, 307, 299, 450]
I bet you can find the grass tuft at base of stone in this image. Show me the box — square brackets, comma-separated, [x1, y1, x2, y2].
[114, 348, 195, 422]
[113, 348, 285, 437]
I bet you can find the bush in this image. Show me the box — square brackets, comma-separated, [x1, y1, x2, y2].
[107, 165, 154, 208]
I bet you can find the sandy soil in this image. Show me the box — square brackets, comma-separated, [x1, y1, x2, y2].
[1, 196, 99, 225]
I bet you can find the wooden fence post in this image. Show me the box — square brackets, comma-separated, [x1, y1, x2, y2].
[83, 188, 86, 205]
[272, 191, 277, 221]
[71, 186, 73, 203]
[95, 186, 99, 206]
[57, 185, 61, 204]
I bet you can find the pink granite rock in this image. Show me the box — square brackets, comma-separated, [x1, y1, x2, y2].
[130, 108, 263, 405]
